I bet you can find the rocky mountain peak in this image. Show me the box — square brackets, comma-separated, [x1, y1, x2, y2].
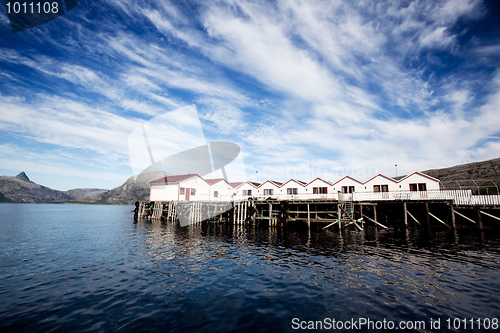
[16, 171, 31, 182]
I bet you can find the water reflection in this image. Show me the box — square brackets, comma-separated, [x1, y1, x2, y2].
[131, 219, 500, 329]
[4, 204, 500, 332]
[134, 219, 500, 274]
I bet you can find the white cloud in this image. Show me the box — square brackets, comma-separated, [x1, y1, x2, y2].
[1, 0, 498, 189]
[0, 94, 138, 157]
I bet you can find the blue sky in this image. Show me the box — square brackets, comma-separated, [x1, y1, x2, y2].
[1, 0, 500, 190]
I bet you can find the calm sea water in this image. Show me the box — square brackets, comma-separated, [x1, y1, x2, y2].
[1, 203, 500, 332]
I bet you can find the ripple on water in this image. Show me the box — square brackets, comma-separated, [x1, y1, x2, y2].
[1, 204, 500, 332]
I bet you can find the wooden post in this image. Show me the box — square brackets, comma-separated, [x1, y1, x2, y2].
[403, 202, 408, 227]
[245, 201, 248, 223]
[450, 204, 456, 230]
[307, 203, 311, 229]
[477, 206, 484, 231]
[240, 201, 244, 224]
[425, 202, 431, 231]
[269, 203, 272, 227]
[233, 202, 236, 225]
[360, 204, 363, 229]
[238, 202, 241, 224]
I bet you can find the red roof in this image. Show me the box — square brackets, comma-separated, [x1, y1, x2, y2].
[233, 181, 260, 189]
[332, 175, 364, 185]
[305, 177, 333, 187]
[205, 178, 226, 185]
[281, 179, 307, 187]
[149, 174, 198, 184]
[398, 171, 440, 183]
[258, 180, 283, 188]
[364, 174, 398, 184]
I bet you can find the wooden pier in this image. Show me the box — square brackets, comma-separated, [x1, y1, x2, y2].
[134, 196, 500, 232]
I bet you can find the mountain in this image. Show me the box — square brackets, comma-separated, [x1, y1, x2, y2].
[0, 171, 168, 204]
[65, 188, 108, 200]
[90, 171, 169, 204]
[16, 171, 31, 182]
[422, 157, 500, 193]
[0, 172, 72, 203]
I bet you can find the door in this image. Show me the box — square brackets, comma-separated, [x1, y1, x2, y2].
[185, 188, 190, 201]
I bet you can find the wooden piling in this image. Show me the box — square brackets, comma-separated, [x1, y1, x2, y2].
[403, 202, 408, 227]
[360, 204, 363, 228]
[450, 204, 456, 230]
[269, 202, 272, 227]
[477, 207, 484, 231]
[307, 203, 311, 229]
[425, 202, 431, 231]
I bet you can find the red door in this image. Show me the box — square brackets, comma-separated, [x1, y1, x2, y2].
[185, 188, 190, 201]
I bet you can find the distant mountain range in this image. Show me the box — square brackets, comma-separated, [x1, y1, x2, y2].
[1, 157, 499, 204]
[0, 171, 167, 204]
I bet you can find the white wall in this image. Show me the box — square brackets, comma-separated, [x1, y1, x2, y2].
[304, 178, 333, 199]
[178, 177, 210, 200]
[398, 172, 440, 191]
[150, 171, 442, 202]
[363, 175, 399, 193]
[332, 177, 364, 193]
[209, 180, 234, 201]
[235, 182, 258, 198]
[150, 184, 178, 201]
[256, 181, 282, 198]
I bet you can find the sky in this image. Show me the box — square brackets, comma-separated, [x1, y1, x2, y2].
[0, 0, 499, 190]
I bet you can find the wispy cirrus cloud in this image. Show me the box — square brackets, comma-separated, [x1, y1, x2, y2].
[0, 0, 499, 189]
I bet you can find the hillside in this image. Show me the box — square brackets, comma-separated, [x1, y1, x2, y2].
[423, 157, 500, 193]
[0, 171, 166, 204]
[89, 171, 168, 204]
[0, 172, 72, 203]
[65, 188, 108, 200]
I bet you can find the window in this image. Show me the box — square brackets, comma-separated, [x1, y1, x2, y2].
[180, 187, 185, 195]
[348, 186, 355, 193]
[287, 188, 299, 195]
[243, 190, 247, 196]
[313, 187, 327, 194]
[373, 185, 380, 192]
[293, 188, 298, 195]
[190, 188, 196, 195]
[418, 183, 427, 191]
[287, 188, 292, 194]
[409, 183, 418, 191]
[264, 189, 274, 195]
[214, 191, 219, 198]
[341, 186, 347, 193]
[381, 185, 389, 192]
[247, 189, 252, 196]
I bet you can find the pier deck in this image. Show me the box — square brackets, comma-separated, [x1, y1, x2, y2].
[134, 194, 500, 231]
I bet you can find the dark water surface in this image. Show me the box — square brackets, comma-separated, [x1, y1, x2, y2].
[1, 203, 500, 332]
